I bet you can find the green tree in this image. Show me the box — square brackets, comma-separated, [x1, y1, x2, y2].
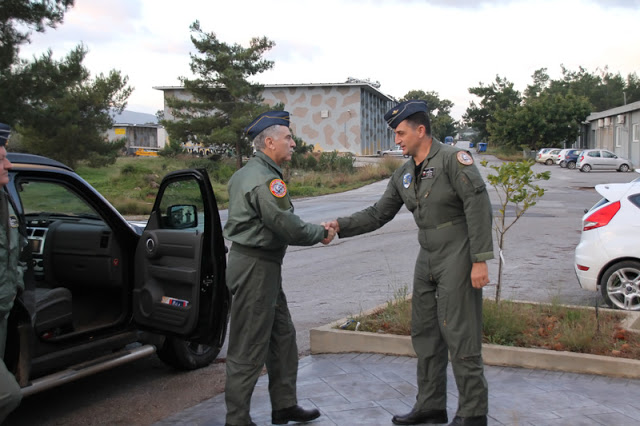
[161, 21, 275, 169]
[400, 90, 457, 141]
[488, 92, 591, 150]
[0, 0, 75, 70]
[482, 160, 550, 303]
[15, 46, 132, 168]
[464, 75, 522, 142]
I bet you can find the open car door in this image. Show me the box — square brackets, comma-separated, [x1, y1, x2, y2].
[133, 169, 229, 346]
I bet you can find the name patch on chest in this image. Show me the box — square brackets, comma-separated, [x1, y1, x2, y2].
[269, 179, 287, 198]
[402, 173, 412, 189]
[421, 167, 435, 179]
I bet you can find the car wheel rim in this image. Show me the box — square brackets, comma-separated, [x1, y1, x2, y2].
[187, 342, 212, 356]
[606, 267, 640, 310]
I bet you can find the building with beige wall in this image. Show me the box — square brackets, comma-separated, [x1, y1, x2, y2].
[154, 81, 396, 156]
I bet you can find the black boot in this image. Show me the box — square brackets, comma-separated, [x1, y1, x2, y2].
[392, 408, 448, 425]
[272, 405, 321, 424]
[448, 415, 487, 426]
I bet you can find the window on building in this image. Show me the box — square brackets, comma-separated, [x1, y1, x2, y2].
[616, 126, 622, 148]
[633, 123, 639, 142]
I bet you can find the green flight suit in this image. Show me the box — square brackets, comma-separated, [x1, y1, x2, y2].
[0, 190, 24, 422]
[223, 151, 326, 425]
[337, 142, 493, 418]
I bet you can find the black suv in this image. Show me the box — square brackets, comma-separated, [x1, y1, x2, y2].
[5, 153, 229, 396]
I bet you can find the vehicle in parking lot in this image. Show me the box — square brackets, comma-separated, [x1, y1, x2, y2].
[5, 153, 230, 396]
[381, 145, 408, 157]
[557, 149, 582, 168]
[574, 179, 640, 310]
[576, 149, 633, 172]
[536, 148, 561, 165]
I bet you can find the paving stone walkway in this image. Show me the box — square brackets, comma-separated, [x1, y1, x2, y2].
[155, 353, 640, 425]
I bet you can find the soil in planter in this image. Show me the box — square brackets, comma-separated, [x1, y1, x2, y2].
[340, 299, 640, 360]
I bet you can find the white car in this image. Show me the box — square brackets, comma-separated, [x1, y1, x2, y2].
[536, 148, 562, 165]
[574, 179, 640, 310]
[381, 146, 407, 157]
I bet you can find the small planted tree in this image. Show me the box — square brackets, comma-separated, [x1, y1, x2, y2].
[482, 159, 550, 303]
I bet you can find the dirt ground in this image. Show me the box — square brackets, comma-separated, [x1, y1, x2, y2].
[6, 357, 228, 425]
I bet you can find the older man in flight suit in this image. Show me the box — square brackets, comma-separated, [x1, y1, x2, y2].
[223, 111, 335, 426]
[0, 123, 24, 422]
[328, 101, 493, 426]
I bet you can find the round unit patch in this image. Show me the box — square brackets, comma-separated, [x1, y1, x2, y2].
[402, 173, 412, 189]
[456, 151, 474, 166]
[269, 179, 287, 198]
[9, 215, 19, 228]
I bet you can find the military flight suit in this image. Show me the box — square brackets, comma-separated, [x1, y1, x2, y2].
[337, 141, 493, 418]
[223, 151, 326, 425]
[0, 190, 25, 422]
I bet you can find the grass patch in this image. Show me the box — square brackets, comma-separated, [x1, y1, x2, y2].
[339, 296, 640, 360]
[75, 155, 401, 215]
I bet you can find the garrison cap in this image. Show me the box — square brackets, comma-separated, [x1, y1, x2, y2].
[0, 123, 10, 147]
[244, 111, 290, 140]
[384, 100, 428, 129]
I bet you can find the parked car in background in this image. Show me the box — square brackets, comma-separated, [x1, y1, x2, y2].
[5, 153, 230, 396]
[536, 148, 562, 165]
[381, 145, 408, 157]
[574, 179, 640, 310]
[577, 149, 634, 172]
[556, 149, 582, 168]
[444, 136, 454, 145]
[561, 150, 582, 169]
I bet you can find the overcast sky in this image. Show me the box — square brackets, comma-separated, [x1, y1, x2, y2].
[20, 0, 640, 121]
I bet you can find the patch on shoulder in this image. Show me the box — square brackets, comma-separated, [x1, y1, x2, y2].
[269, 179, 287, 198]
[9, 215, 19, 228]
[456, 150, 474, 166]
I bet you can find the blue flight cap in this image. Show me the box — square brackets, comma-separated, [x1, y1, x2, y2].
[384, 100, 429, 129]
[0, 123, 10, 147]
[244, 111, 290, 140]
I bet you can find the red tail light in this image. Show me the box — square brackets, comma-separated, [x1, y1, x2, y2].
[583, 201, 621, 231]
[579, 155, 584, 162]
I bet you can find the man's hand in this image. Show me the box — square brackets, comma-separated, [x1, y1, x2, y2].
[326, 219, 340, 233]
[470, 261, 490, 289]
[320, 222, 336, 245]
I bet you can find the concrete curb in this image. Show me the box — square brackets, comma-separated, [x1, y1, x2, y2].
[310, 304, 640, 380]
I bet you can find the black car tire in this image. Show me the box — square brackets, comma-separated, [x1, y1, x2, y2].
[559, 161, 566, 168]
[581, 164, 592, 172]
[600, 260, 640, 311]
[545, 159, 553, 165]
[619, 164, 630, 172]
[567, 161, 576, 170]
[157, 336, 223, 370]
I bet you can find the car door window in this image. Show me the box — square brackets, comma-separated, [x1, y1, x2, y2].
[19, 180, 100, 218]
[588, 151, 600, 158]
[630, 194, 640, 209]
[602, 151, 616, 158]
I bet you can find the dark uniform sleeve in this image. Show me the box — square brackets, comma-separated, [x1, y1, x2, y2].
[449, 153, 494, 263]
[250, 182, 325, 246]
[337, 176, 404, 238]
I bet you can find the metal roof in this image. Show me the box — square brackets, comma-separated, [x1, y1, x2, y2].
[586, 100, 640, 121]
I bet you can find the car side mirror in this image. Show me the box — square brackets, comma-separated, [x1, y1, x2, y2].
[166, 204, 198, 229]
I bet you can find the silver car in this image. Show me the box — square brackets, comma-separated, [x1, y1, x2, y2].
[577, 149, 633, 172]
[381, 146, 408, 157]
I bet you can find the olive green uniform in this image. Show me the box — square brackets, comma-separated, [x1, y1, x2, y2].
[223, 151, 326, 425]
[337, 142, 493, 418]
[0, 190, 24, 422]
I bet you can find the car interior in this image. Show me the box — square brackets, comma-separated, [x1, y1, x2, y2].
[17, 178, 127, 349]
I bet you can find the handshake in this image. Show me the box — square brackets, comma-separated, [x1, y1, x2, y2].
[320, 220, 340, 245]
